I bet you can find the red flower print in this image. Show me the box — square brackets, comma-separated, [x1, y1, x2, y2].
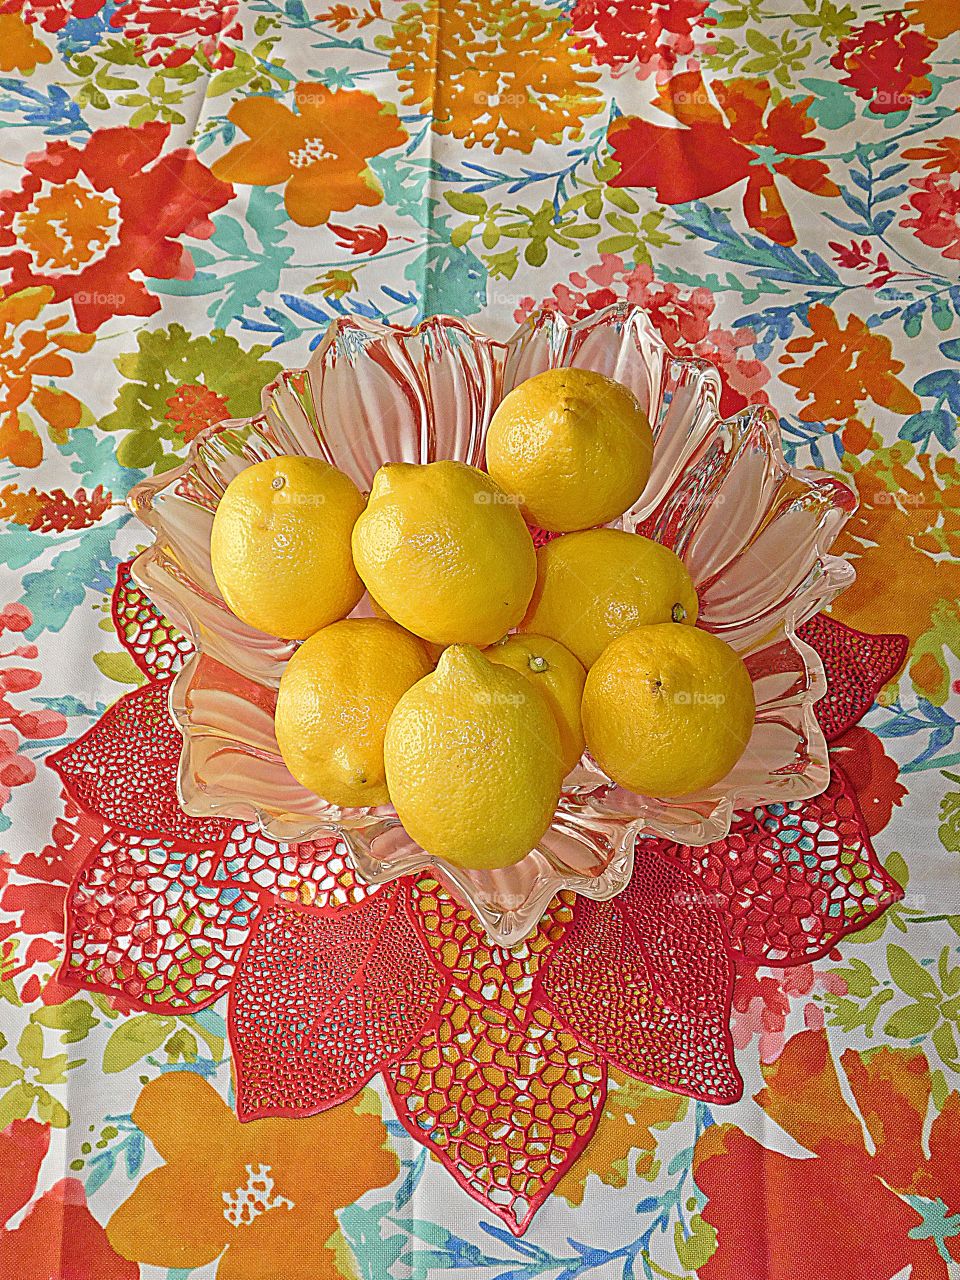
[12, 0, 242, 64]
[516, 255, 771, 417]
[0, 482, 113, 533]
[607, 71, 838, 245]
[328, 221, 390, 254]
[163, 382, 231, 443]
[0, 601, 107, 1005]
[0, 794, 114, 1005]
[827, 238, 895, 286]
[694, 1029, 960, 1279]
[3, 0, 106, 34]
[569, 0, 709, 79]
[0, 603, 65, 811]
[730, 965, 847, 1064]
[0, 122, 233, 331]
[109, 0, 243, 68]
[830, 12, 935, 115]
[0, 1119, 137, 1280]
[901, 171, 960, 261]
[830, 725, 907, 836]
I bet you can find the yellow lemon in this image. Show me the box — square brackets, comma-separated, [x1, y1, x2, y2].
[384, 645, 565, 869]
[351, 460, 536, 647]
[521, 528, 698, 668]
[582, 624, 755, 796]
[486, 633, 586, 774]
[368, 595, 444, 664]
[485, 368, 654, 532]
[211, 455, 365, 640]
[275, 617, 432, 808]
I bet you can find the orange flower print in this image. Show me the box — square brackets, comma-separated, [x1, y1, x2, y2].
[830, 447, 960, 701]
[0, 286, 94, 467]
[556, 1072, 688, 1205]
[778, 303, 920, 424]
[107, 1070, 398, 1280]
[905, 0, 960, 38]
[904, 134, 960, 175]
[694, 1029, 960, 1279]
[0, 10, 51, 71]
[607, 71, 838, 246]
[379, 0, 602, 154]
[212, 84, 407, 227]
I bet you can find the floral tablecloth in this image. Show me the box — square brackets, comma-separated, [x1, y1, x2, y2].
[1, 0, 959, 1276]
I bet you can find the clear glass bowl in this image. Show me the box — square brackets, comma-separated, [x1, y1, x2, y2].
[128, 302, 856, 946]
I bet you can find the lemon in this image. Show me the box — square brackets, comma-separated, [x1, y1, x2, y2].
[486, 633, 585, 774]
[368, 595, 444, 664]
[275, 617, 432, 808]
[485, 368, 654, 532]
[210, 455, 365, 641]
[521, 528, 698, 668]
[384, 645, 565, 869]
[351, 460, 536, 647]
[582, 624, 755, 797]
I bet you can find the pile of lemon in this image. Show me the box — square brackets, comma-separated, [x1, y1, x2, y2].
[210, 369, 754, 871]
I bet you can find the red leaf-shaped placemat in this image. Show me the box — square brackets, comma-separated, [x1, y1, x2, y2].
[213, 824, 380, 911]
[797, 613, 907, 743]
[41, 553, 912, 1237]
[666, 765, 903, 965]
[61, 829, 255, 1010]
[386, 995, 607, 1235]
[534, 848, 741, 1103]
[410, 877, 575, 1030]
[48, 680, 227, 843]
[113, 560, 193, 680]
[230, 885, 447, 1118]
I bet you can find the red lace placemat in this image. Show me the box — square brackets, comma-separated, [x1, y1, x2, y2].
[46, 562, 907, 1234]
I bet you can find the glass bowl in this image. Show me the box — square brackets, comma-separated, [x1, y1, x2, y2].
[127, 302, 856, 946]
